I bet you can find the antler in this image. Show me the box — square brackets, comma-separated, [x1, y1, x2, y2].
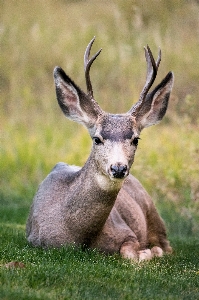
[129, 46, 161, 116]
[84, 37, 102, 98]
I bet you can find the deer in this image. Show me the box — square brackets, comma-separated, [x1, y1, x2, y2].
[26, 37, 174, 261]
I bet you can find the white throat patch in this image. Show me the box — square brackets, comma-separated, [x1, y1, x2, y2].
[95, 173, 124, 191]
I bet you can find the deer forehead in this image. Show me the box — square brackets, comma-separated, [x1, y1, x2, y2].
[97, 114, 137, 141]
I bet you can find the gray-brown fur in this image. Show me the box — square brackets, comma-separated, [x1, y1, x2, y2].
[26, 38, 174, 261]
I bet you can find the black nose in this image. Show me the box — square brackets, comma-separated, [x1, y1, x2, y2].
[110, 164, 128, 178]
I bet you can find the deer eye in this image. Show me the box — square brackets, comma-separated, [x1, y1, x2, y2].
[93, 137, 103, 145]
[132, 137, 140, 146]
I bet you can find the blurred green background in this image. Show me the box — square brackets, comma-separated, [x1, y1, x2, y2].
[1, 0, 199, 238]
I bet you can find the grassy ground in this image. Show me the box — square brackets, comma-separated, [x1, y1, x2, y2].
[1, 0, 199, 298]
[0, 220, 199, 300]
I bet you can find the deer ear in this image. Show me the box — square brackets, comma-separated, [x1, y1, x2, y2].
[54, 67, 100, 130]
[136, 72, 174, 130]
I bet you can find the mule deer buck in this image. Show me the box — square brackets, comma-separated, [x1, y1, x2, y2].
[26, 38, 174, 261]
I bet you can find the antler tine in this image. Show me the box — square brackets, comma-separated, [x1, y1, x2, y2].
[156, 47, 161, 69]
[84, 37, 102, 98]
[130, 46, 161, 116]
[140, 45, 158, 102]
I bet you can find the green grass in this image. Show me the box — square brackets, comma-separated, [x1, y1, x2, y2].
[1, 0, 199, 298]
[0, 220, 199, 300]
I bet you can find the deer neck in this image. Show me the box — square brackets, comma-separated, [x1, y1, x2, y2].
[66, 154, 124, 245]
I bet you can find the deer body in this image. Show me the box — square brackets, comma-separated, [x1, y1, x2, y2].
[26, 38, 174, 260]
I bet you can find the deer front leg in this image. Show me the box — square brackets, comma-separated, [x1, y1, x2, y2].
[138, 246, 164, 262]
[120, 240, 140, 261]
[121, 243, 164, 262]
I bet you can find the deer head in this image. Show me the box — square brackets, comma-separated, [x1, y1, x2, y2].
[54, 37, 174, 181]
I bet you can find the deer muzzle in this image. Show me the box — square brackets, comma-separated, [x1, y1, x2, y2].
[110, 163, 128, 179]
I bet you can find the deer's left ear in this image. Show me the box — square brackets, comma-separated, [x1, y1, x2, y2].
[136, 72, 174, 130]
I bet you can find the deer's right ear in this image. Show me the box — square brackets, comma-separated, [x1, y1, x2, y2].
[54, 67, 99, 129]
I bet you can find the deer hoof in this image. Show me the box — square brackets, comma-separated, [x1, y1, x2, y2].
[138, 249, 152, 262]
[120, 242, 139, 261]
[151, 246, 163, 257]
